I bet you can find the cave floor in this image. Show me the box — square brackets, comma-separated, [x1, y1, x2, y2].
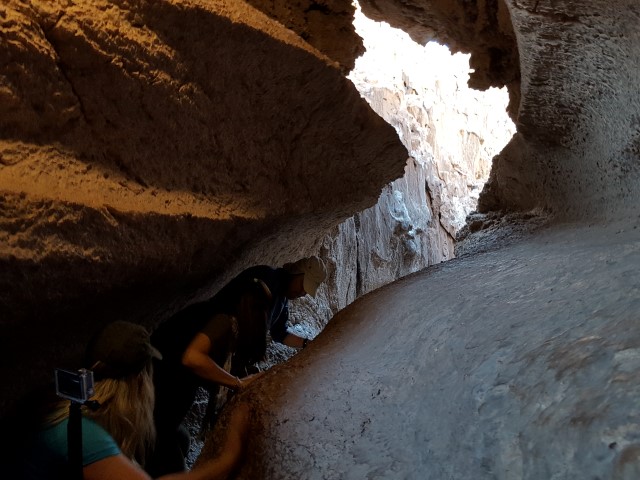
[214, 216, 640, 479]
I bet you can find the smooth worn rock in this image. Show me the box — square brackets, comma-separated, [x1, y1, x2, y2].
[225, 218, 640, 479]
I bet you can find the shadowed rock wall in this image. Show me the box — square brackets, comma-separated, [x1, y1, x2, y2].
[244, 0, 364, 72]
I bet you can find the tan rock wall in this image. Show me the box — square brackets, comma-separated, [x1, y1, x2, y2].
[0, 0, 406, 321]
[244, 0, 363, 71]
[0, 0, 408, 410]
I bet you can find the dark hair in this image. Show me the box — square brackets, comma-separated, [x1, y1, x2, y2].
[233, 278, 272, 366]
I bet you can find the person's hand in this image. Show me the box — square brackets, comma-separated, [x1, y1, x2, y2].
[238, 371, 265, 389]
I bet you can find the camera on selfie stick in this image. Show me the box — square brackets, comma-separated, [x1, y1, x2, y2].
[55, 368, 100, 480]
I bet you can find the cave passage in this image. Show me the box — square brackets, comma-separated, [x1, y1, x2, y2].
[349, 4, 515, 241]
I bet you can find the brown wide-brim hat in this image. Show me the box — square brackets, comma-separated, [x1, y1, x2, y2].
[286, 256, 327, 297]
[86, 321, 162, 379]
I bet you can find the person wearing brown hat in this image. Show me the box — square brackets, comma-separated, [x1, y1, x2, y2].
[85, 320, 163, 380]
[18, 320, 249, 480]
[208, 255, 328, 354]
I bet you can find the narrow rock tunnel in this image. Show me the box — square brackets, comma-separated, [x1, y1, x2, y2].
[1, 0, 639, 478]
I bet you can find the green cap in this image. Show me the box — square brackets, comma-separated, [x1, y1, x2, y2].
[86, 321, 162, 379]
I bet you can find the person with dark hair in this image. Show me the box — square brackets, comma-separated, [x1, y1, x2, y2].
[211, 256, 328, 360]
[16, 320, 250, 480]
[147, 279, 271, 476]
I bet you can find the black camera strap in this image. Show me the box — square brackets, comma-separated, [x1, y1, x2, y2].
[68, 401, 84, 480]
[67, 400, 100, 480]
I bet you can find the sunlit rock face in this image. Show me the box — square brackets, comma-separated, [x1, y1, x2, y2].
[310, 14, 515, 306]
[0, 0, 407, 409]
[358, 0, 521, 110]
[358, 0, 640, 218]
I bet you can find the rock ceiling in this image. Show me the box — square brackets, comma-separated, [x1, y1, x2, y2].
[1, 0, 406, 327]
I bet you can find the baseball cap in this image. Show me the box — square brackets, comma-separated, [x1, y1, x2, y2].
[85, 321, 162, 379]
[286, 256, 327, 297]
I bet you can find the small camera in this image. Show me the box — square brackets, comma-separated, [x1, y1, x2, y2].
[55, 368, 95, 403]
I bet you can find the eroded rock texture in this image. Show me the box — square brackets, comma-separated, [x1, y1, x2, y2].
[287, 26, 515, 344]
[0, 0, 407, 406]
[358, 0, 521, 110]
[482, 0, 640, 217]
[244, 0, 364, 72]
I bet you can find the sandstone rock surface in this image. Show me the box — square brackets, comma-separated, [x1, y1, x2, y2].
[358, 0, 640, 217]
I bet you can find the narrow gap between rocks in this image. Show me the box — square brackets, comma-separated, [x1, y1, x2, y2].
[185, 4, 515, 467]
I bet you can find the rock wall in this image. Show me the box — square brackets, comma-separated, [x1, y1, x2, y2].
[0, 0, 408, 412]
[358, 0, 521, 115]
[221, 218, 640, 480]
[243, 0, 363, 72]
[479, 0, 640, 218]
[358, 0, 640, 219]
[288, 16, 515, 331]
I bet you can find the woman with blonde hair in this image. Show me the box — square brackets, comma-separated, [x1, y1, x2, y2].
[20, 321, 249, 480]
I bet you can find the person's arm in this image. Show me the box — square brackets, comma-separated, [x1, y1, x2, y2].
[181, 333, 243, 390]
[84, 403, 249, 480]
[83, 409, 246, 480]
[83, 452, 237, 480]
[84, 454, 152, 480]
[182, 330, 263, 390]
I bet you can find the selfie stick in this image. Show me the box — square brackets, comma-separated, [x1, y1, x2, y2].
[67, 397, 100, 480]
[55, 368, 100, 480]
[68, 400, 83, 480]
